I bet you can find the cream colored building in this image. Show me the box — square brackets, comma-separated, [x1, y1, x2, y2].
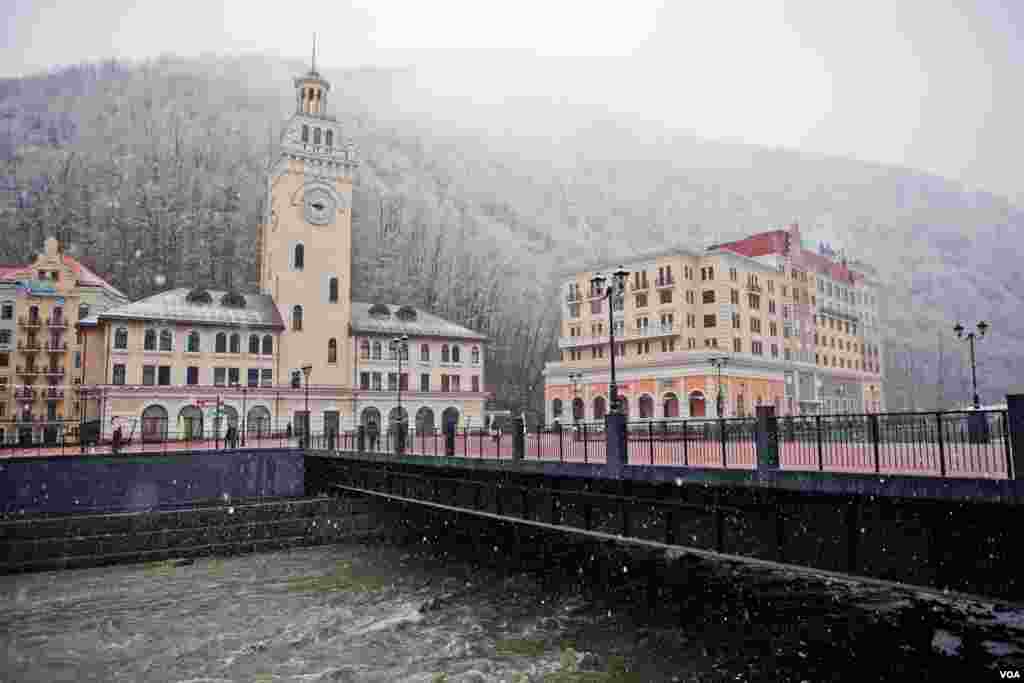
[77, 59, 488, 440]
[544, 224, 886, 423]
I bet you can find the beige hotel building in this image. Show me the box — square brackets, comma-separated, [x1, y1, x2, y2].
[543, 224, 885, 423]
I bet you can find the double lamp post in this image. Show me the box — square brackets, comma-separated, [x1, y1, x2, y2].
[589, 267, 629, 415]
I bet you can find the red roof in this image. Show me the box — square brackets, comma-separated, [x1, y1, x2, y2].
[0, 254, 127, 299]
[710, 229, 789, 258]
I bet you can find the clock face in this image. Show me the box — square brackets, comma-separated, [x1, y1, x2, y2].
[304, 188, 336, 226]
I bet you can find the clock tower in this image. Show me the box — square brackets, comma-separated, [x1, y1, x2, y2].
[257, 43, 359, 391]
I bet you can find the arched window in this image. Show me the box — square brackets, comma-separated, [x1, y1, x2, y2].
[29, 305, 39, 322]
[572, 398, 584, 420]
[593, 396, 607, 420]
[663, 393, 679, 418]
[301, 124, 309, 142]
[292, 305, 303, 331]
[328, 277, 338, 303]
[143, 329, 156, 351]
[293, 243, 304, 270]
[372, 341, 382, 360]
[552, 398, 563, 417]
[52, 306, 63, 322]
[441, 344, 450, 363]
[261, 334, 273, 355]
[400, 343, 409, 361]
[313, 127, 322, 145]
[187, 331, 200, 353]
[325, 130, 333, 147]
[328, 338, 337, 363]
[114, 327, 128, 350]
[249, 334, 260, 354]
[452, 345, 461, 363]
[360, 340, 371, 359]
[472, 346, 480, 364]
[229, 333, 240, 353]
[638, 395, 654, 419]
[420, 344, 430, 361]
[215, 332, 227, 353]
[159, 329, 173, 351]
[78, 304, 90, 320]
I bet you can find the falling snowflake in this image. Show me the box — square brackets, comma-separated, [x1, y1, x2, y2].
[154, 274, 166, 286]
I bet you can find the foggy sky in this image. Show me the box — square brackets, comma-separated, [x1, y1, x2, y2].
[3, 0, 1022, 204]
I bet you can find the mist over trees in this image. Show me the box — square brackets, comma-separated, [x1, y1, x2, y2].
[0, 54, 1021, 411]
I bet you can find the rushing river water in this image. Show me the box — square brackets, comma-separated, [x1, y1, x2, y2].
[2, 526, 1023, 682]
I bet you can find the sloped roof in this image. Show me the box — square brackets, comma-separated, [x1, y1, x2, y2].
[96, 288, 285, 329]
[0, 255, 127, 299]
[708, 229, 788, 258]
[351, 302, 487, 341]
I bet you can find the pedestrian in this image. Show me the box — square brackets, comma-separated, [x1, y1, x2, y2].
[112, 424, 123, 455]
[286, 422, 293, 441]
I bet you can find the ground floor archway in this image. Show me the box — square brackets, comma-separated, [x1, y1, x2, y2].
[415, 406, 435, 434]
[688, 391, 706, 418]
[178, 405, 203, 439]
[141, 404, 169, 441]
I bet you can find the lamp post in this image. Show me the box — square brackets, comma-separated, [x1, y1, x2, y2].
[954, 321, 988, 409]
[568, 372, 582, 422]
[390, 334, 408, 452]
[301, 364, 312, 448]
[230, 380, 248, 446]
[709, 356, 728, 417]
[589, 266, 629, 413]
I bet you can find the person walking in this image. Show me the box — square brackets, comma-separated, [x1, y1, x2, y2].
[112, 424, 123, 455]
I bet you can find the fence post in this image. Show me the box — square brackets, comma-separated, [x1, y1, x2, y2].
[512, 418, 525, 461]
[1007, 394, 1024, 480]
[755, 406, 779, 471]
[648, 420, 654, 465]
[870, 414, 881, 474]
[583, 423, 588, 464]
[606, 412, 627, 474]
[815, 415, 824, 471]
[936, 412, 946, 477]
[719, 418, 727, 468]
[683, 421, 689, 467]
[558, 422, 564, 463]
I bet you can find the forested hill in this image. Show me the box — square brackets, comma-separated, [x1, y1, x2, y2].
[0, 54, 1021, 409]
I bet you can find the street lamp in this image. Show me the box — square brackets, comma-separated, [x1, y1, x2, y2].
[709, 356, 728, 417]
[589, 266, 629, 413]
[230, 380, 248, 446]
[954, 321, 988, 409]
[568, 372, 582, 422]
[390, 334, 408, 452]
[301, 364, 312, 447]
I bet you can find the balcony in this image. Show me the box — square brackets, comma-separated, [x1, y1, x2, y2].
[627, 323, 678, 340]
[558, 334, 610, 349]
[17, 339, 41, 351]
[17, 316, 41, 328]
[45, 388, 64, 400]
[14, 388, 35, 401]
[655, 277, 675, 289]
[15, 365, 40, 376]
[630, 282, 650, 292]
[745, 282, 762, 292]
[46, 317, 67, 328]
[45, 341, 67, 352]
[43, 367, 65, 377]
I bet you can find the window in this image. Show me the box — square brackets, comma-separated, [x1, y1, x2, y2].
[187, 367, 199, 385]
[771, 344, 778, 358]
[78, 303, 89, 320]
[248, 368, 259, 387]
[328, 338, 337, 363]
[360, 372, 371, 390]
[452, 345, 461, 363]
[0, 303, 11, 320]
[420, 373, 430, 392]
[733, 338, 742, 352]
[441, 345, 450, 363]
[329, 277, 339, 303]
[294, 244, 305, 270]
[249, 334, 260, 354]
[371, 373, 382, 391]
[702, 290, 715, 304]
[768, 300, 776, 314]
[262, 335, 273, 355]
[74, 351, 80, 369]
[732, 313, 740, 329]
[472, 376, 480, 393]
[472, 346, 480, 364]
[114, 327, 128, 349]
[313, 127, 322, 145]
[372, 341, 382, 360]
[703, 314, 717, 328]
[292, 305, 303, 331]
[591, 299, 603, 315]
[441, 374, 450, 392]
[0, 330, 9, 345]
[227, 367, 239, 386]
[769, 322, 777, 337]
[159, 330, 173, 351]
[748, 293, 760, 309]
[159, 366, 171, 386]
[659, 289, 672, 304]
[325, 130, 333, 147]
[752, 341, 763, 355]
[143, 365, 156, 385]
[261, 369, 273, 387]
[229, 333, 240, 354]
[216, 332, 227, 353]
[729, 268, 738, 282]
[144, 329, 157, 351]
[451, 375, 461, 391]
[635, 293, 648, 308]
[730, 289, 739, 304]
[113, 364, 126, 385]
[750, 318, 761, 334]
[187, 331, 200, 353]
[301, 124, 309, 142]
[214, 368, 226, 386]
[568, 304, 580, 318]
